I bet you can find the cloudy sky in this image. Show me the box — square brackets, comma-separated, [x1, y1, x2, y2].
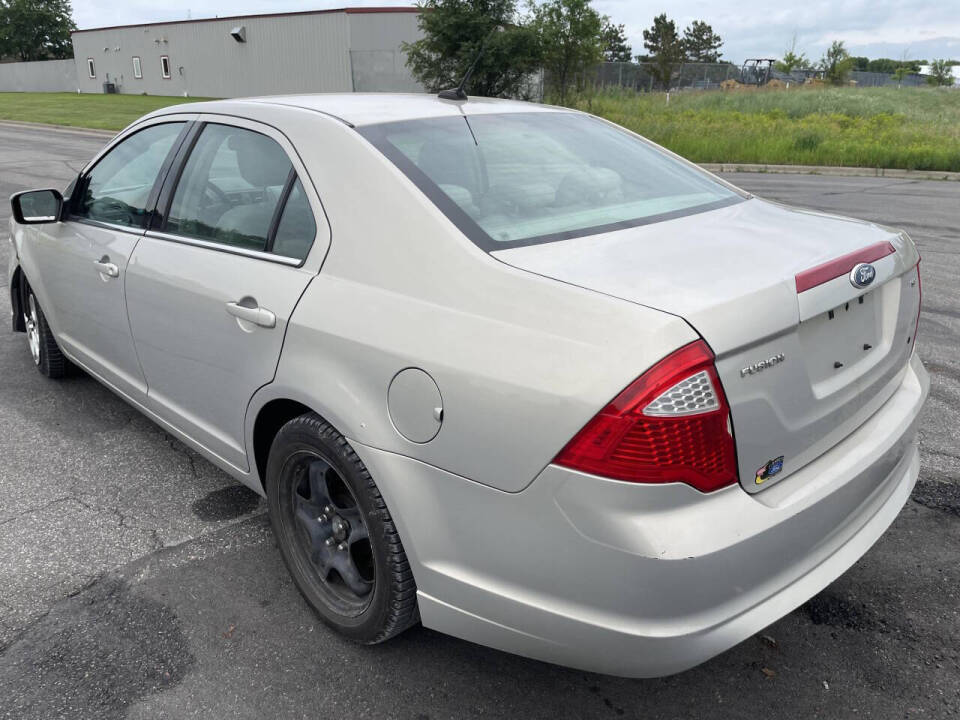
[71, 0, 960, 64]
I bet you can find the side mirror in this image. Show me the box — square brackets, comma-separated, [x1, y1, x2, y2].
[11, 189, 63, 225]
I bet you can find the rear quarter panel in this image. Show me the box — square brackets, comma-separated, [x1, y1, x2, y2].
[250, 113, 698, 492]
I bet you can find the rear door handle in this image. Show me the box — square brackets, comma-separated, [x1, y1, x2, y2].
[93, 259, 119, 278]
[225, 300, 276, 328]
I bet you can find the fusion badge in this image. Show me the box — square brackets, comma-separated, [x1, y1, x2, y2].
[740, 353, 785, 378]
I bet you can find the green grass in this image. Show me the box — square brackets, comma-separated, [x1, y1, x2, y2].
[0, 92, 214, 131]
[568, 86, 960, 172]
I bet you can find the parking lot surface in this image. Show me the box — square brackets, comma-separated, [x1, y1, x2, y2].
[0, 123, 958, 719]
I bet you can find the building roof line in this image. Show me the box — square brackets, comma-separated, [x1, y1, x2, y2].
[71, 6, 420, 35]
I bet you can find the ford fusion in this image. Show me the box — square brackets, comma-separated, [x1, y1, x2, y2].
[7, 95, 927, 677]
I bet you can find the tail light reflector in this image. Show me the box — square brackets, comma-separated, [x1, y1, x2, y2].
[553, 340, 738, 493]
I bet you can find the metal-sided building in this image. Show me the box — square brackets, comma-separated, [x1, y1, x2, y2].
[69, 6, 424, 98]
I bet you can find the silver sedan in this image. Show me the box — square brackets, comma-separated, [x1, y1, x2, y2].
[7, 94, 928, 677]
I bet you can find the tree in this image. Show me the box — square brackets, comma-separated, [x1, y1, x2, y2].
[682, 20, 722, 63]
[641, 13, 684, 90]
[531, 0, 604, 103]
[891, 49, 916, 86]
[600, 20, 631, 62]
[403, 0, 541, 98]
[927, 58, 955, 86]
[892, 64, 912, 83]
[0, 0, 75, 61]
[820, 40, 853, 85]
[867, 58, 898, 74]
[775, 34, 808, 73]
[850, 56, 869, 71]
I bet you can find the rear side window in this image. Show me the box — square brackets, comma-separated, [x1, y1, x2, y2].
[270, 178, 316, 261]
[165, 124, 303, 254]
[73, 122, 184, 228]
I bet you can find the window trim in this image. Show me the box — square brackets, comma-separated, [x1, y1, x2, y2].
[151, 120, 316, 267]
[144, 229, 304, 266]
[160, 55, 171, 79]
[72, 218, 147, 237]
[150, 122, 204, 230]
[87, 58, 96, 78]
[132, 56, 142, 79]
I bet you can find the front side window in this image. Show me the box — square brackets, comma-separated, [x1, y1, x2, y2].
[73, 122, 184, 227]
[132, 56, 142, 79]
[165, 124, 295, 252]
[87, 58, 95, 78]
[360, 112, 743, 249]
[160, 55, 171, 79]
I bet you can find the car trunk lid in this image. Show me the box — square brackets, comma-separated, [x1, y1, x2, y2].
[493, 197, 921, 492]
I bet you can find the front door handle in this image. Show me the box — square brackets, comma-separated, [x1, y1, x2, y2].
[226, 300, 276, 328]
[93, 258, 119, 278]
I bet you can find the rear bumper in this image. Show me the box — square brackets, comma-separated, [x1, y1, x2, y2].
[351, 352, 929, 678]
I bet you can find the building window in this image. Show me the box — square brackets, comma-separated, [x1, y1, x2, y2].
[132, 56, 142, 79]
[160, 55, 171, 79]
[87, 58, 96, 78]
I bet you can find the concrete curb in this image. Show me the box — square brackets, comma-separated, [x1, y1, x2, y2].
[702, 162, 960, 182]
[0, 119, 116, 139]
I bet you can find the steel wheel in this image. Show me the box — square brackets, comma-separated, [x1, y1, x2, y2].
[25, 294, 41, 366]
[282, 451, 376, 614]
[266, 413, 419, 643]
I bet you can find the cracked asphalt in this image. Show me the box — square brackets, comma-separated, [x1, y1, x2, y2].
[0, 123, 958, 719]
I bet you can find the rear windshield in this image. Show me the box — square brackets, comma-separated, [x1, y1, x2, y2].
[359, 111, 743, 250]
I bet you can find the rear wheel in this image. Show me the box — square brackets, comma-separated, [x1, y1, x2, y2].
[23, 287, 69, 379]
[266, 413, 418, 643]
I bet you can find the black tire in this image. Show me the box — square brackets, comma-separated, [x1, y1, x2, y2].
[266, 412, 419, 643]
[23, 285, 69, 379]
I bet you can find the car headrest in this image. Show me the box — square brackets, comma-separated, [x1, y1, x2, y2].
[227, 131, 291, 188]
[555, 167, 622, 206]
[417, 140, 482, 196]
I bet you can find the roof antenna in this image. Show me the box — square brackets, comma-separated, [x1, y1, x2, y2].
[438, 25, 505, 101]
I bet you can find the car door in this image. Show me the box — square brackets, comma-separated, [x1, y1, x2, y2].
[23, 118, 192, 399]
[124, 116, 329, 472]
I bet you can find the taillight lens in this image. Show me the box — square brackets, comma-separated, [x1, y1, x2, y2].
[553, 340, 738, 493]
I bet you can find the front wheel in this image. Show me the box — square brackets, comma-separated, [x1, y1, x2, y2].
[266, 413, 419, 643]
[23, 286, 69, 379]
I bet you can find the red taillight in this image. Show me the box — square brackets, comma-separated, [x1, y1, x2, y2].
[553, 340, 738, 493]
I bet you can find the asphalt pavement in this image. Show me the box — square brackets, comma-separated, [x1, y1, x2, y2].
[0, 122, 958, 719]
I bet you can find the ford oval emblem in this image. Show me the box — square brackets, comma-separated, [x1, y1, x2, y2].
[849, 263, 876, 289]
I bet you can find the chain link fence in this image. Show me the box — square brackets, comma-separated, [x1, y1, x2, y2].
[849, 70, 926, 88]
[595, 62, 743, 92]
[591, 62, 932, 93]
[346, 53, 936, 97]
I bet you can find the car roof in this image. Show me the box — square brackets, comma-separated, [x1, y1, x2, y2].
[153, 93, 567, 127]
